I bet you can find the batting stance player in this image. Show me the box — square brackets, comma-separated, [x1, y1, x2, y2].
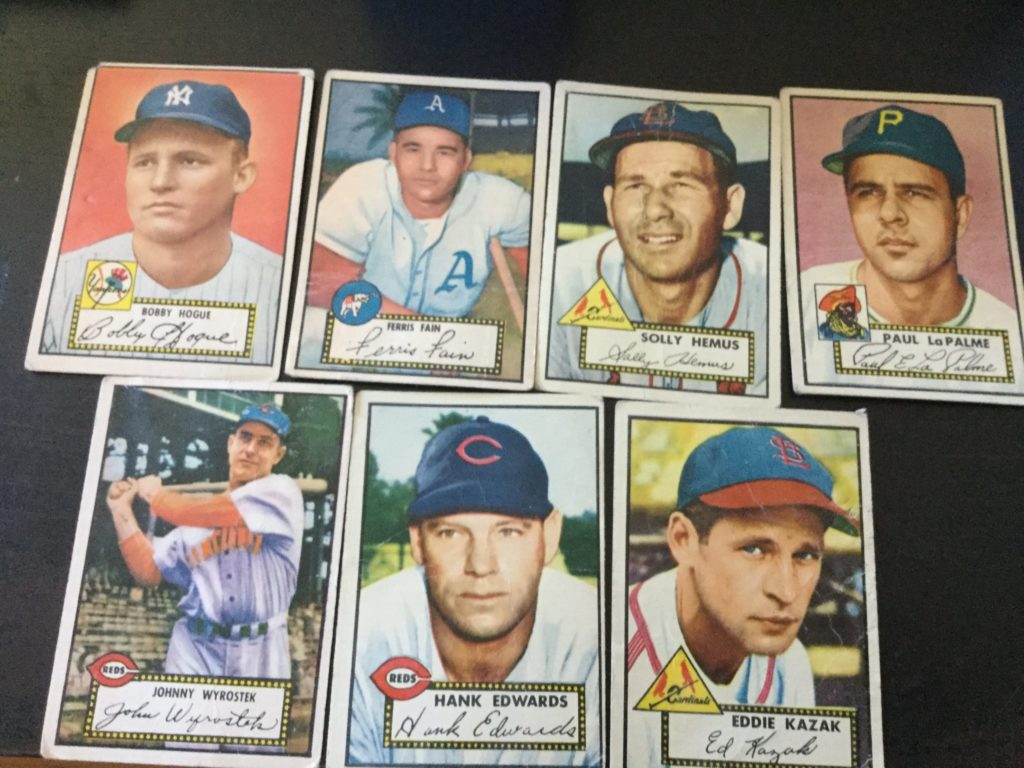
[348, 417, 600, 765]
[547, 101, 768, 394]
[42, 80, 282, 364]
[106, 402, 303, 680]
[626, 427, 860, 766]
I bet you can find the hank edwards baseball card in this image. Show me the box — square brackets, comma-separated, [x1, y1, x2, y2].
[285, 70, 551, 390]
[611, 403, 883, 768]
[41, 378, 353, 768]
[783, 87, 1024, 404]
[25, 63, 313, 380]
[537, 81, 782, 406]
[327, 391, 605, 766]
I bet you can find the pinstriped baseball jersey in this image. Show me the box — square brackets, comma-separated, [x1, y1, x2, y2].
[625, 569, 814, 767]
[314, 158, 531, 316]
[41, 232, 282, 364]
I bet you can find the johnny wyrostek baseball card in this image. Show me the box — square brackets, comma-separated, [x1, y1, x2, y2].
[41, 378, 353, 768]
[286, 70, 551, 390]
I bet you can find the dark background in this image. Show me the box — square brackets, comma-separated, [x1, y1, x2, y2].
[1, 2, 1022, 766]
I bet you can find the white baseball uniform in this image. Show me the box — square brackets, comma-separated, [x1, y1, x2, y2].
[547, 233, 768, 394]
[151, 474, 304, 679]
[41, 232, 282, 365]
[626, 569, 815, 767]
[348, 566, 601, 766]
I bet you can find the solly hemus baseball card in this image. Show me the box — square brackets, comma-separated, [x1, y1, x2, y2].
[41, 378, 353, 767]
[327, 391, 605, 766]
[611, 403, 882, 768]
[285, 70, 551, 389]
[25, 63, 313, 380]
[537, 81, 782, 405]
[783, 88, 1024, 404]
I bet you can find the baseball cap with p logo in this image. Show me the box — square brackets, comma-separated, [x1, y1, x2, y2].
[394, 91, 471, 141]
[115, 81, 252, 143]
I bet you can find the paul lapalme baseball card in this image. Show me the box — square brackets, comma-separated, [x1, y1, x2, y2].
[41, 378, 353, 767]
[783, 88, 1024, 404]
[327, 392, 605, 766]
[286, 71, 551, 390]
[26, 63, 313, 380]
[611, 403, 883, 768]
[537, 81, 782, 405]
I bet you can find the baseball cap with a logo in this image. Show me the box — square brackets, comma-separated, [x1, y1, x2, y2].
[821, 104, 965, 197]
[114, 81, 252, 143]
[394, 91, 471, 140]
[676, 426, 859, 535]
[407, 416, 552, 521]
[589, 101, 737, 172]
[238, 402, 291, 439]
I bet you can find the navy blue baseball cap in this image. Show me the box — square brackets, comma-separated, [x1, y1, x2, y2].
[821, 104, 965, 196]
[407, 417, 552, 521]
[238, 402, 290, 439]
[677, 427, 859, 536]
[589, 101, 737, 172]
[394, 91, 471, 140]
[115, 81, 252, 143]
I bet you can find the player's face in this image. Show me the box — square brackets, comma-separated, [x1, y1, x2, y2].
[605, 142, 744, 283]
[227, 421, 286, 487]
[389, 125, 472, 210]
[410, 511, 561, 643]
[125, 120, 256, 246]
[845, 154, 972, 284]
[675, 506, 825, 657]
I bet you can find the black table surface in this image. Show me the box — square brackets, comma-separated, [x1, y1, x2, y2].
[2, 2, 1022, 765]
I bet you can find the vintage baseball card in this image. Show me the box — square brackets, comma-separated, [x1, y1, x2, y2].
[611, 403, 882, 768]
[41, 378, 354, 767]
[783, 87, 1024, 404]
[537, 81, 782, 405]
[285, 70, 551, 390]
[25, 63, 313, 379]
[327, 391, 605, 766]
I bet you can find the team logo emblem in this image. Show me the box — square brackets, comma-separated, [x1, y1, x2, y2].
[559, 278, 635, 330]
[370, 657, 432, 701]
[87, 652, 139, 688]
[770, 434, 810, 469]
[877, 108, 903, 134]
[815, 283, 871, 342]
[331, 280, 382, 326]
[426, 94, 446, 113]
[642, 102, 672, 127]
[456, 435, 502, 466]
[634, 647, 721, 714]
[165, 83, 194, 107]
[81, 260, 136, 310]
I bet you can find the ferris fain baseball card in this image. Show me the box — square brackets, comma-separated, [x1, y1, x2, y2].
[611, 402, 883, 768]
[783, 87, 1024, 404]
[25, 63, 313, 380]
[285, 70, 550, 390]
[327, 391, 605, 766]
[537, 81, 782, 406]
[41, 378, 353, 768]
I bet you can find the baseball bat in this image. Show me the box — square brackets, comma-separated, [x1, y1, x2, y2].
[163, 477, 329, 494]
[489, 237, 525, 333]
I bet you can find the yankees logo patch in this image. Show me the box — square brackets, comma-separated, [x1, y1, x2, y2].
[331, 280, 382, 326]
[80, 260, 136, 310]
[165, 83, 194, 106]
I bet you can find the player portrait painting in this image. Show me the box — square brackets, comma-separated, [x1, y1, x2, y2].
[328, 394, 604, 767]
[42, 380, 352, 764]
[785, 89, 1024, 403]
[612, 405, 882, 768]
[27, 64, 312, 378]
[289, 71, 550, 388]
[540, 82, 780, 404]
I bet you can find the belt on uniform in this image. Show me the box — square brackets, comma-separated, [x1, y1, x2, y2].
[186, 612, 287, 640]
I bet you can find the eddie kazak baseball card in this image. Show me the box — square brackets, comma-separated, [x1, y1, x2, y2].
[611, 403, 883, 768]
[25, 63, 313, 380]
[327, 391, 605, 766]
[286, 70, 550, 390]
[537, 81, 782, 405]
[41, 378, 354, 768]
[783, 88, 1024, 404]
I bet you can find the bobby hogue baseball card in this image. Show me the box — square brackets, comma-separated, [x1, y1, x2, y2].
[784, 88, 1024, 405]
[42, 378, 353, 767]
[611, 403, 882, 768]
[537, 81, 782, 406]
[286, 70, 551, 390]
[25, 63, 313, 380]
[327, 391, 605, 766]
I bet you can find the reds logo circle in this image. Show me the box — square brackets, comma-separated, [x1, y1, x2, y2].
[87, 652, 139, 688]
[370, 657, 432, 700]
[456, 435, 502, 465]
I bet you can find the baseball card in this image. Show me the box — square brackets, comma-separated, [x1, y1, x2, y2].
[611, 403, 882, 768]
[25, 63, 313, 380]
[783, 87, 1024, 404]
[285, 70, 551, 390]
[41, 378, 354, 768]
[537, 81, 782, 406]
[327, 391, 605, 766]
